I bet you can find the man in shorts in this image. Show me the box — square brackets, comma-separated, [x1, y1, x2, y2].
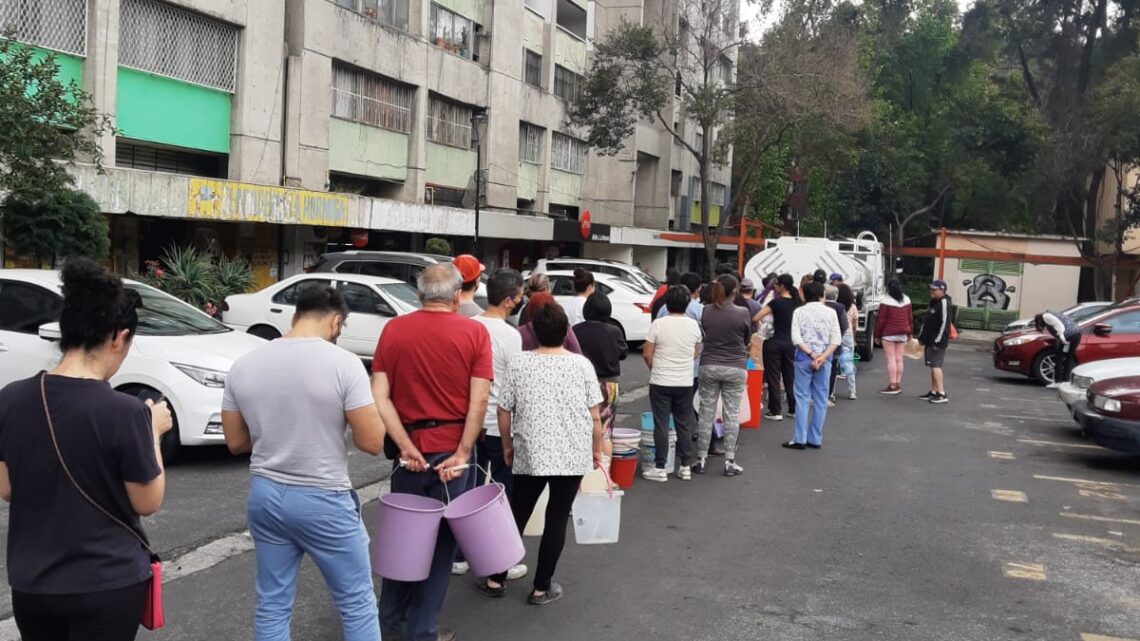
[918, 280, 952, 404]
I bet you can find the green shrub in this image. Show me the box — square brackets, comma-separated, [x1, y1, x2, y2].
[134, 245, 253, 308]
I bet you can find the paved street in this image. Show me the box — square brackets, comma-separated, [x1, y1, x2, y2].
[3, 343, 1139, 641]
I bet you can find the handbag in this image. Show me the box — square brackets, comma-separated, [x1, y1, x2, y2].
[949, 322, 959, 340]
[39, 374, 165, 630]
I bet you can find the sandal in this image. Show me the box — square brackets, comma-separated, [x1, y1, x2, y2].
[475, 579, 505, 599]
[527, 582, 564, 605]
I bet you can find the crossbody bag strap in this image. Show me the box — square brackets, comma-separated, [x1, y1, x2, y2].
[39, 373, 157, 558]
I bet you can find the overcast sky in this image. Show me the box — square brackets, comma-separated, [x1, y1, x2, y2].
[741, 0, 977, 39]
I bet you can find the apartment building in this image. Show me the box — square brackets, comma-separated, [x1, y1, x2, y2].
[1, 0, 736, 284]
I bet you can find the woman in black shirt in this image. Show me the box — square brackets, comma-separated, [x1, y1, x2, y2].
[0, 259, 173, 641]
[573, 291, 628, 442]
[754, 274, 802, 421]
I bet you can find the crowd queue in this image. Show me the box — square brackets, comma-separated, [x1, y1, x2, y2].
[0, 255, 954, 641]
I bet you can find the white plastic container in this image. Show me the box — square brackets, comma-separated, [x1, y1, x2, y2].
[572, 487, 623, 545]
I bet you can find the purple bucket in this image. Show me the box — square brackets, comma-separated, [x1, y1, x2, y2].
[372, 493, 446, 582]
[443, 483, 525, 577]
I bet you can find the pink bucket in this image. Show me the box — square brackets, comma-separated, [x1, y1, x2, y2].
[443, 483, 525, 577]
[372, 493, 446, 582]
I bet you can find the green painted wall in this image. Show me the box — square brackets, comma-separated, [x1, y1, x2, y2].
[116, 68, 231, 153]
[425, 143, 476, 189]
[517, 163, 539, 200]
[1, 45, 84, 98]
[329, 119, 409, 182]
[550, 169, 582, 206]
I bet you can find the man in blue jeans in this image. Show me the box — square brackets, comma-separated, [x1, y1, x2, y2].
[221, 286, 390, 641]
[783, 282, 842, 450]
[372, 264, 493, 641]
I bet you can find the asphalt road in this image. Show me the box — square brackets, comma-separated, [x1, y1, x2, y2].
[4, 343, 1140, 641]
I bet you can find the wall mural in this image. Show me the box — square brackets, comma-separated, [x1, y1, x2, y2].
[964, 273, 1016, 310]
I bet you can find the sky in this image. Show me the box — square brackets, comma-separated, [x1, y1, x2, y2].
[740, 0, 977, 40]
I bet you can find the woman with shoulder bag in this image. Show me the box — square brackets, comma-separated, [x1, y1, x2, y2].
[0, 258, 173, 641]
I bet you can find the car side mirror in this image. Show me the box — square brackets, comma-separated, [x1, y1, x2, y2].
[38, 322, 61, 342]
[1093, 323, 1113, 337]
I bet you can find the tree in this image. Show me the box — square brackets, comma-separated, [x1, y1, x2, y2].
[0, 190, 108, 265]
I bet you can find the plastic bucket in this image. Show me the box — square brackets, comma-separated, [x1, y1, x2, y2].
[443, 484, 525, 577]
[373, 493, 446, 581]
[639, 432, 677, 471]
[640, 412, 675, 431]
[610, 455, 637, 489]
[573, 469, 623, 545]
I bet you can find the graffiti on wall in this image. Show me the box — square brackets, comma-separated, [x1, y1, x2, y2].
[964, 273, 1017, 310]
[187, 179, 351, 227]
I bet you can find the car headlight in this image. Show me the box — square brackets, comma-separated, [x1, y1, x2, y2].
[1002, 336, 1036, 347]
[1071, 375, 1094, 390]
[172, 363, 227, 388]
[1091, 394, 1122, 413]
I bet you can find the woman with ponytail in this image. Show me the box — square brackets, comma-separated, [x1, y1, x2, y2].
[754, 274, 801, 420]
[0, 258, 173, 641]
[693, 274, 752, 477]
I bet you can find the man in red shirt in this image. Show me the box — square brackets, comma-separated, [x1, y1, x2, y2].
[371, 263, 492, 641]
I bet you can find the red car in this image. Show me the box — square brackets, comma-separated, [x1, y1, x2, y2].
[1073, 375, 1140, 454]
[993, 301, 1140, 384]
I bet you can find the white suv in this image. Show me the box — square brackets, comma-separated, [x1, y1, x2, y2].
[534, 258, 659, 295]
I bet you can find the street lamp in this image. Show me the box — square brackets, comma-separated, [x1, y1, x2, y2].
[471, 110, 489, 248]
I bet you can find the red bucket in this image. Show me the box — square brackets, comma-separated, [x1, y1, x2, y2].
[609, 456, 637, 489]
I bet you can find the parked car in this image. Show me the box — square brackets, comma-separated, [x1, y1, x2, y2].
[311, 250, 487, 307]
[542, 270, 653, 343]
[534, 258, 659, 295]
[993, 301, 1140, 384]
[1002, 301, 1112, 333]
[1073, 375, 1140, 454]
[223, 273, 420, 360]
[1057, 357, 1140, 412]
[0, 269, 265, 461]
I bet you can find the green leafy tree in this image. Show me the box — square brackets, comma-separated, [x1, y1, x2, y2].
[424, 237, 452, 256]
[0, 190, 108, 265]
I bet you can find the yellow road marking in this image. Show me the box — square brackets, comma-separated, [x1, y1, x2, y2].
[1081, 634, 1140, 641]
[989, 451, 1016, 460]
[992, 489, 1028, 503]
[1017, 439, 1103, 450]
[1052, 533, 1140, 552]
[1060, 513, 1140, 526]
[1003, 561, 1047, 581]
[1033, 475, 1136, 488]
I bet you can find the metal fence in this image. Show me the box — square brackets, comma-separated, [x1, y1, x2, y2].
[0, 0, 87, 56]
[118, 0, 238, 92]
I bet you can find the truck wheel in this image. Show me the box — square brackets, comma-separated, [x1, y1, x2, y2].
[857, 312, 875, 362]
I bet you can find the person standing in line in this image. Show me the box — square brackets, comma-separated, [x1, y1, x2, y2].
[573, 291, 628, 444]
[372, 264, 492, 641]
[873, 279, 912, 395]
[657, 273, 705, 442]
[823, 286, 849, 407]
[1035, 310, 1082, 388]
[783, 282, 842, 450]
[519, 293, 584, 354]
[517, 273, 551, 326]
[829, 273, 844, 288]
[643, 285, 703, 482]
[836, 284, 859, 400]
[694, 275, 752, 477]
[562, 268, 595, 326]
[477, 304, 603, 605]
[649, 268, 682, 318]
[754, 274, 802, 421]
[917, 280, 952, 404]
[454, 255, 485, 318]
[0, 259, 172, 641]
[222, 287, 388, 641]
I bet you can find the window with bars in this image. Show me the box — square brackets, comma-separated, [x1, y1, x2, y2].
[116, 140, 227, 177]
[331, 63, 414, 133]
[519, 123, 544, 164]
[426, 96, 473, 149]
[551, 132, 586, 174]
[0, 0, 87, 55]
[118, 0, 238, 93]
[553, 65, 582, 101]
[429, 3, 477, 60]
[524, 49, 542, 88]
[333, 0, 409, 30]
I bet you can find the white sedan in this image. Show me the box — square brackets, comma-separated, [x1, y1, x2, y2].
[0, 269, 266, 461]
[1058, 357, 1140, 412]
[543, 270, 653, 343]
[223, 273, 421, 360]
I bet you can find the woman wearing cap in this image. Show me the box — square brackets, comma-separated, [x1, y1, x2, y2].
[873, 279, 913, 395]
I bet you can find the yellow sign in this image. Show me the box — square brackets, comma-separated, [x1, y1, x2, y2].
[187, 179, 351, 227]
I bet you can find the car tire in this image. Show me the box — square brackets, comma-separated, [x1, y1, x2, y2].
[249, 325, 281, 340]
[119, 385, 181, 463]
[1032, 350, 1056, 385]
[856, 311, 875, 362]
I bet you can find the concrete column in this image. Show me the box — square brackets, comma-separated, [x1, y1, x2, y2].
[84, 0, 120, 166]
[228, 0, 286, 185]
[398, 86, 429, 202]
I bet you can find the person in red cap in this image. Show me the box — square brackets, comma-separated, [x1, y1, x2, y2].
[453, 255, 485, 317]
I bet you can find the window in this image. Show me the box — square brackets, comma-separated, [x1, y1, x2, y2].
[0, 0, 87, 56]
[524, 49, 542, 88]
[675, 71, 682, 96]
[348, 261, 409, 281]
[718, 57, 733, 85]
[0, 281, 62, 334]
[555, 0, 586, 39]
[695, 131, 704, 150]
[340, 282, 395, 317]
[430, 3, 477, 60]
[272, 279, 332, 305]
[709, 182, 727, 206]
[519, 123, 544, 165]
[1106, 311, 1140, 333]
[334, 0, 409, 30]
[331, 63, 414, 133]
[550, 277, 574, 296]
[554, 65, 582, 101]
[551, 132, 587, 174]
[129, 285, 231, 335]
[116, 140, 227, 177]
[426, 96, 473, 149]
[670, 170, 682, 196]
[119, 0, 238, 92]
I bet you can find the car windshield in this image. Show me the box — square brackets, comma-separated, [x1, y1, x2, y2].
[128, 284, 232, 336]
[379, 283, 422, 310]
[1068, 304, 1108, 322]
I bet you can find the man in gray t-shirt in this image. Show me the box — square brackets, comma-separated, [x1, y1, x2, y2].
[222, 286, 387, 641]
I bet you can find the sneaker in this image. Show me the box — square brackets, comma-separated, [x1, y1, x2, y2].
[475, 579, 505, 599]
[1046, 382, 1061, 389]
[837, 374, 847, 380]
[929, 393, 949, 404]
[642, 467, 668, 482]
[848, 390, 857, 400]
[918, 390, 936, 400]
[787, 410, 796, 418]
[451, 561, 469, 576]
[880, 385, 901, 395]
[723, 461, 743, 477]
[436, 630, 458, 641]
[676, 465, 692, 481]
[827, 400, 836, 408]
[764, 412, 784, 421]
[781, 441, 806, 450]
[527, 582, 564, 605]
[506, 564, 528, 580]
[692, 459, 707, 475]
[829, 394, 836, 403]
